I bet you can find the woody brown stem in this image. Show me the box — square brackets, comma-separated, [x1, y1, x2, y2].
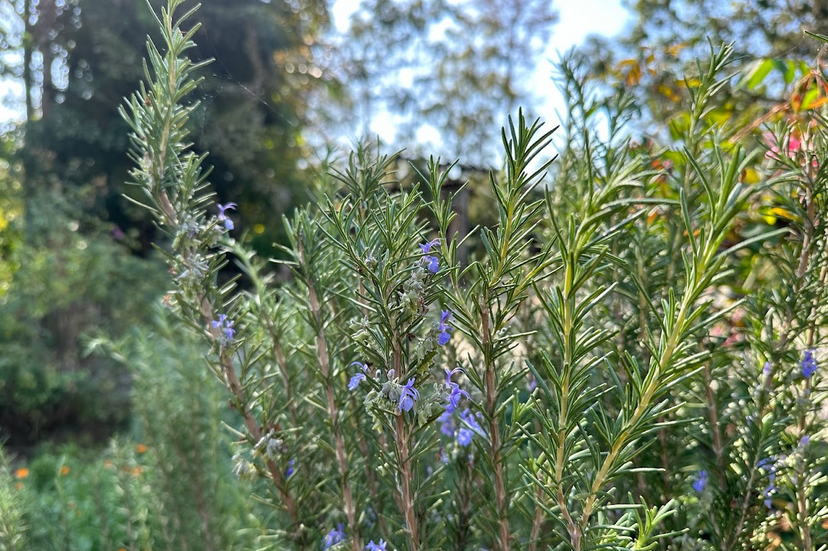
[199, 297, 303, 546]
[395, 413, 420, 551]
[482, 306, 510, 551]
[391, 332, 420, 551]
[303, 257, 361, 551]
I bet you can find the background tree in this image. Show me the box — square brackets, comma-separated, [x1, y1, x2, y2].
[339, 0, 557, 165]
[575, 0, 828, 135]
[1, 0, 333, 253]
[0, 0, 335, 447]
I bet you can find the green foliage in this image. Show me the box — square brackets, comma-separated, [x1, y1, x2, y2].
[0, 189, 166, 445]
[3, 310, 261, 551]
[0, 0, 332, 256]
[118, 2, 828, 551]
[0, 448, 29, 551]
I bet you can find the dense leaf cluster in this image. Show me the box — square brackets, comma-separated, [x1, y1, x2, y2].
[112, 2, 828, 551]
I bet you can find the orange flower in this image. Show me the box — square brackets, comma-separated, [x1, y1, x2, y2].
[131, 466, 144, 476]
[135, 443, 148, 454]
[14, 468, 29, 479]
[60, 466, 70, 476]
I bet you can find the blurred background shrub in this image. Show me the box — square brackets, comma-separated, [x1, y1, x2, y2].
[1, 310, 261, 551]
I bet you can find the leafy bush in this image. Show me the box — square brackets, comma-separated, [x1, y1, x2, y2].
[120, 2, 828, 550]
[0, 189, 166, 445]
[1, 311, 261, 551]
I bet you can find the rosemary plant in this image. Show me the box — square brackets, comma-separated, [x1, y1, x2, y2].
[121, 2, 827, 550]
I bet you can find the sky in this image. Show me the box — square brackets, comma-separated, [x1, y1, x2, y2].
[330, 0, 632, 144]
[0, 0, 631, 133]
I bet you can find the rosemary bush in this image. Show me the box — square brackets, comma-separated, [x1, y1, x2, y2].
[120, 2, 828, 550]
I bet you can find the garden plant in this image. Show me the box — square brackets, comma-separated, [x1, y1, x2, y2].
[85, 1, 828, 550]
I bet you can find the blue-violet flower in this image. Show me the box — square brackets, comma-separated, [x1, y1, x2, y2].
[211, 314, 235, 341]
[323, 524, 346, 549]
[802, 349, 818, 378]
[349, 373, 366, 390]
[420, 239, 440, 254]
[692, 470, 707, 493]
[423, 255, 439, 273]
[457, 427, 473, 446]
[438, 310, 453, 346]
[444, 368, 469, 414]
[459, 408, 484, 438]
[217, 202, 236, 231]
[438, 410, 454, 436]
[398, 378, 420, 412]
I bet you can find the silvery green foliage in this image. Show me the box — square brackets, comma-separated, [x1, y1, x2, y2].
[122, 2, 827, 551]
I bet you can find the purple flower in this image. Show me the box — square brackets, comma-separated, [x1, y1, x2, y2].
[419, 239, 441, 273]
[217, 202, 236, 231]
[763, 361, 771, 376]
[351, 361, 370, 372]
[438, 410, 455, 436]
[800, 435, 810, 446]
[802, 350, 817, 378]
[398, 378, 420, 412]
[692, 470, 707, 493]
[419, 239, 440, 254]
[286, 459, 295, 477]
[423, 255, 439, 273]
[459, 408, 484, 438]
[348, 373, 366, 390]
[323, 524, 345, 549]
[438, 310, 453, 346]
[211, 314, 235, 341]
[457, 427, 473, 446]
[365, 540, 387, 551]
[444, 368, 469, 414]
[527, 376, 538, 392]
[398, 378, 419, 412]
[446, 385, 468, 413]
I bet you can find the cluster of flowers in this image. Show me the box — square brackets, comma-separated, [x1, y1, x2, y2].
[757, 349, 818, 394]
[348, 240, 459, 415]
[348, 363, 422, 413]
[439, 407, 484, 447]
[212, 314, 236, 346]
[396, 239, 441, 317]
[802, 349, 817, 378]
[322, 525, 386, 550]
[172, 201, 240, 348]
